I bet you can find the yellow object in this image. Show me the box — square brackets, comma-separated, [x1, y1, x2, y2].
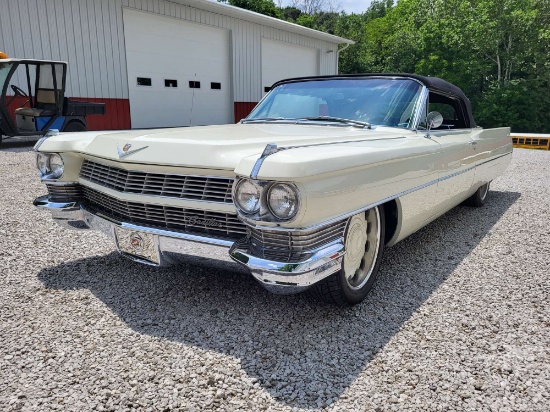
[0, 51, 8, 59]
[512, 136, 550, 150]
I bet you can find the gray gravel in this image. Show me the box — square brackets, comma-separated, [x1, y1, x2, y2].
[0, 140, 549, 412]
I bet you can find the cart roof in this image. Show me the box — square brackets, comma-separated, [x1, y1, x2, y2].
[0, 58, 67, 66]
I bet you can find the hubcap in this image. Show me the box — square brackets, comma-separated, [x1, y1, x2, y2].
[343, 207, 381, 290]
[480, 183, 489, 201]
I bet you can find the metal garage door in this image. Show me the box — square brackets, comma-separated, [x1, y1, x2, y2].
[123, 9, 232, 128]
[261, 39, 319, 96]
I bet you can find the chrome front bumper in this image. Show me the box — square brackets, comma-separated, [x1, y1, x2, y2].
[34, 195, 345, 294]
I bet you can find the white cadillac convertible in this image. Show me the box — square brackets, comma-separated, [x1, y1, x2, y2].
[33, 74, 512, 305]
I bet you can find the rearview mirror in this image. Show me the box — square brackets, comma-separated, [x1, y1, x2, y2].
[427, 111, 443, 129]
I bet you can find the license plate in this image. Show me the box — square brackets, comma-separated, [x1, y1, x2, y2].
[115, 227, 160, 264]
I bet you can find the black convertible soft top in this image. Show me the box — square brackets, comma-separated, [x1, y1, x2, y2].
[273, 73, 477, 128]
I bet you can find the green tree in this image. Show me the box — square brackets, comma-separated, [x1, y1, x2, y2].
[217, 0, 280, 18]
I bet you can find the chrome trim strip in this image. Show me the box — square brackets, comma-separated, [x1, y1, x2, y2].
[249, 136, 407, 179]
[80, 158, 234, 180]
[33, 129, 58, 151]
[41, 180, 79, 186]
[250, 144, 280, 179]
[117, 221, 234, 248]
[411, 86, 429, 130]
[33, 195, 80, 210]
[242, 152, 512, 232]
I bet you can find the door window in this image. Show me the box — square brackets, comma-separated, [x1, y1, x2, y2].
[428, 92, 468, 129]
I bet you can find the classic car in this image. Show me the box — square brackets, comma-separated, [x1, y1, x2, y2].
[33, 74, 512, 305]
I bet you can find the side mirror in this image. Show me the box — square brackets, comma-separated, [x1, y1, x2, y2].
[426, 111, 443, 130]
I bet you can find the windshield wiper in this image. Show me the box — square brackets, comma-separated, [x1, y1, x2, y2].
[241, 117, 286, 123]
[297, 116, 372, 129]
[241, 116, 372, 129]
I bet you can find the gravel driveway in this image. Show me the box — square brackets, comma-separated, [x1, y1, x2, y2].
[0, 140, 548, 411]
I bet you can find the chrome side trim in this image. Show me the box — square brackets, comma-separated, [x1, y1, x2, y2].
[242, 152, 512, 232]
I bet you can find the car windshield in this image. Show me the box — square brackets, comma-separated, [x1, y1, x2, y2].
[246, 78, 423, 129]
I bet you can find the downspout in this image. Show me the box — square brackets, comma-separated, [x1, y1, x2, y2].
[335, 43, 351, 74]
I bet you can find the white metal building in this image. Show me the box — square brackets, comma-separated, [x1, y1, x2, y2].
[0, 0, 352, 130]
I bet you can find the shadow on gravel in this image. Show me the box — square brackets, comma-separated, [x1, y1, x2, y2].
[0, 136, 38, 152]
[38, 190, 520, 409]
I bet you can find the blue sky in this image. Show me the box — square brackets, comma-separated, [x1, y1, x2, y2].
[280, 0, 373, 14]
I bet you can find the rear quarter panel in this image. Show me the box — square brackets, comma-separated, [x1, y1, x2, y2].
[470, 127, 513, 191]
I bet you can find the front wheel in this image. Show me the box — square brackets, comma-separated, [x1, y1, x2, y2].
[308, 206, 385, 306]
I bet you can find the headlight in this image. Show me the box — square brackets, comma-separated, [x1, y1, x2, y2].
[234, 178, 261, 214]
[267, 183, 299, 220]
[36, 153, 50, 175]
[48, 154, 64, 179]
[36, 153, 64, 179]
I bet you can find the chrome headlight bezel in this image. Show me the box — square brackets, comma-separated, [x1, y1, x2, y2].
[266, 182, 300, 221]
[233, 178, 262, 215]
[36, 152, 64, 179]
[233, 177, 301, 223]
[36, 153, 50, 176]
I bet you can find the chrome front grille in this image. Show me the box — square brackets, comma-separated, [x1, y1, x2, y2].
[81, 186, 247, 241]
[46, 184, 83, 200]
[80, 159, 234, 204]
[248, 220, 348, 263]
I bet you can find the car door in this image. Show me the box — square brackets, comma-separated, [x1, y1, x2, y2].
[426, 94, 476, 212]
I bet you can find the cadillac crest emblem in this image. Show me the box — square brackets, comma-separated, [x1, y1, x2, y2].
[116, 143, 149, 159]
[129, 232, 144, 252]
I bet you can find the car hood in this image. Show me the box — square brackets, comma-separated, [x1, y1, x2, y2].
[40, 123, 415, 177]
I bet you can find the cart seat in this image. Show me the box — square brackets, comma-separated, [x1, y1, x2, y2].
[14, 107, 56, 117]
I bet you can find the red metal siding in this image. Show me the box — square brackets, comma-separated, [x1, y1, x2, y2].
[234, 102, 258, 123]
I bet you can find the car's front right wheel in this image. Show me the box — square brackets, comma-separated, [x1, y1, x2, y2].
[309, 206, 385, 306]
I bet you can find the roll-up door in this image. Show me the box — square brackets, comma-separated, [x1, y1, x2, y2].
[124, 9, 232, 128]
[261, 38, 319, 95]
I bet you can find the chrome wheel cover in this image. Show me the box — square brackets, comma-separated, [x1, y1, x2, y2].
[480, 183, 489, 201]
[343, 207, 381, 290]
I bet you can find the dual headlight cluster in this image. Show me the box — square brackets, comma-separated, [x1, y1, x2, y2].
[234, 178, 300, 221]
[36, 153, 64, 179]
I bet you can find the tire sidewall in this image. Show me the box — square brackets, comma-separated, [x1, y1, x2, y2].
[336, 206, 386, 304]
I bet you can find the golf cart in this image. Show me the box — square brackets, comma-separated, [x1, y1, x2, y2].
[0, 58, 105, 145]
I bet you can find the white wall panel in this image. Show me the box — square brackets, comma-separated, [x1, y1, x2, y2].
[261, 38, 319, 96]
[124, 9, 232, 127]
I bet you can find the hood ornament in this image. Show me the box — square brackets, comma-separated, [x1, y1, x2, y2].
[117, 143, 148, 159]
